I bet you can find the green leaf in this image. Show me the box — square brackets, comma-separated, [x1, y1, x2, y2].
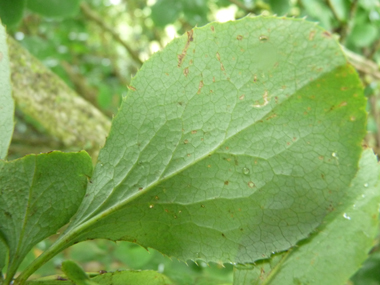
[0, 151, 92, 282]
[150, 0, 183, 27]
[0, 22, 14, 159]
[268, 0, 290, 16]
[351, 252, 380, 284]
[348, 23, 379, 48]
[232, 149, 380, 284]
[21, 16, 367, 278]
[26, 270, 173, 285]
[26, 0, 80, 18]
[61, 260, 98, 285]
[0, 0, 25, 27]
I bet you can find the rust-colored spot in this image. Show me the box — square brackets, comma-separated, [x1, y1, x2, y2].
[138, 187, 143, 191]
[222, 233, 225, 237]
[187, 153, 191, 157]
[322, 31, 332, 38]
[216, 52, 225, 71]
[239, 94, 245, 100]
[286, 142, 290, 146]
[309, 30, 316, 40]
[236, 35, 243, 40]
[319, 156, 324, 160]
[183, 67, 189, 77]
[127, 85, 136, 91]
[339, 101, 347, 107]
[224, 181, 229, 185]
[99, 270, 107, 274]
[225, 146, 229, 150]
[155, 196, 159, 200]
[184, 139, 189, 144]
[253, 75, 257, 82]
[293, 137, 297, 141]
[341, 86, 348, 91]
[207, 164, 211, 168]
[165, 209, 169, 213]
[178, 30, 194, 67]
[211, 26, 214, 32]
[197, 80, 204, 94]
[191, 130, 197, 134]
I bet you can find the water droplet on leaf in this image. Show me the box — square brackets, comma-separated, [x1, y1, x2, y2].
[243, 167, 250, 175]
[149, 205, 154, 208]
[248, 181, 255, 188]
[364, 183, 369, 187]
[343, 213, 351, 220]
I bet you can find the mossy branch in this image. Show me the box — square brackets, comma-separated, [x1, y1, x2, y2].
[7, 37, 111, 157]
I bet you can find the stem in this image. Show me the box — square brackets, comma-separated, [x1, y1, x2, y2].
[261, 249, 293, 285]
[14, 232, 76, 284]
[80, 3, 143, 66]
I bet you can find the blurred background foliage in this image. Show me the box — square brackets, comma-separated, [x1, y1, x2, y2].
[1, 0, 380, 284]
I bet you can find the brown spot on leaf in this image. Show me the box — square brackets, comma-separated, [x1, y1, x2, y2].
[184, 139, 189, 144]
[191, 130, 197, 134]
[183, 67, 189, 77]
[178, 30, 194, 67]
[236, 35, 243, 40]
[322, 31, 332, 38]
[224, 181, 229, 185]
[211, 26, 214, 32]
[197, 80, 204, 94]
[127, 85, 136, 91]
[239, 94, 245, 100]
[309, 30, 316, 40]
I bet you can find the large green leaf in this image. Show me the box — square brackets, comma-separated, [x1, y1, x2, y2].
[19, 16, 367, 280]
[232, 149, 380, 284]
[0, 0, 25, 27]
[26, 270, 173, 285]
[26, 0, 80, 18]
[0, 22, 14, 159]
[0, 151, 92, 282]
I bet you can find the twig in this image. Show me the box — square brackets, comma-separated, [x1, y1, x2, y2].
[343, 46, 380, 80]
[80, 2, 143, 66]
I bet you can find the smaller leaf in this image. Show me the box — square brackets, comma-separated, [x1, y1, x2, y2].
[0, 151, 92, 282]
[62, 260, 98, 285]
[0, 0, 25, 26]
[26, 0, 80, 18]
[150, 0, 183, 27]
[0, 21, 14, 159]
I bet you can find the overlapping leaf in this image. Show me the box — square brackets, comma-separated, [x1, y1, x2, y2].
[232, 149, 380, 284]
[0, 22, 14, 159]
[0, 151, 92, 282]
[26, 270, 173, 285]
[32, 16, 367, 267]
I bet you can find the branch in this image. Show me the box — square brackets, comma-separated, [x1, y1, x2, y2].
[343, 46, 380, 80]
[80, 2, 143, 66]
[7, 36, 111, 157]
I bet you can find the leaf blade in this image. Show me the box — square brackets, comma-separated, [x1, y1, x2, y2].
[0, 22, 14, 159]
[52, 16, 366, 265]
[0, 151, 92, 281]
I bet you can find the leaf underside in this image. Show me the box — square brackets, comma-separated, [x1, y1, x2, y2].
[0, 151, 92, 280]
[58, 16, 366, 264]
